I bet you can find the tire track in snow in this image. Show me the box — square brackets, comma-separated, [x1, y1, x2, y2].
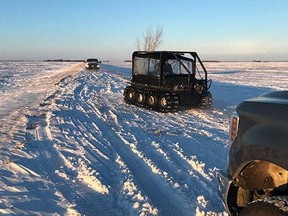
[18, 73, 122, 216]
[47, 67, 227, 215]
[47, 74, 125, 215]
[115, 109, 226, 210]
[68, 72, 194, 215]
[51, 72, 153, 214]
[71, 70, 227, 214]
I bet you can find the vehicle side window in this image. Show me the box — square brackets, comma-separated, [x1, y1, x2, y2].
[148, 59, 160, 76]
[170, 59, 193, 75]
[181, 60, 193, 75]
[134, 57, 160, 76]
[134, 57, 148, 75]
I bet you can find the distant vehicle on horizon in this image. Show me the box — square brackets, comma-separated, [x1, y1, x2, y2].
[85, 58, 101, 70]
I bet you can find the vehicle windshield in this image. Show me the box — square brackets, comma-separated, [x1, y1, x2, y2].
[87, 59, 99, 62]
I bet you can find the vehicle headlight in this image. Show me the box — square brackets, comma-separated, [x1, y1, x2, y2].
[229, 111, 239, 143]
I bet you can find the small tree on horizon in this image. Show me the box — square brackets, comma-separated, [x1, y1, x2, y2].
[136, 26, 163, 51]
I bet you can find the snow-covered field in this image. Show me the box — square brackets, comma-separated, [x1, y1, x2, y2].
[0, 60, 287, 215]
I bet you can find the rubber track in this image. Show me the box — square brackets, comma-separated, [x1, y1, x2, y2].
[124, 86, 179, 113]
[198, 91, 212, 109]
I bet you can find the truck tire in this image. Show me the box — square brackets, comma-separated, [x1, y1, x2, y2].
[239, 196, 288, 216]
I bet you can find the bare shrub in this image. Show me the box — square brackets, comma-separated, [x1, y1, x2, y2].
[136, 26, 163, 51]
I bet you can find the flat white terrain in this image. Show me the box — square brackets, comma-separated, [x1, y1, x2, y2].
[0, 60, 287, 215]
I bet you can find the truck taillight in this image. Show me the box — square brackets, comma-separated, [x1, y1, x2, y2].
[229, 111, 239, 142]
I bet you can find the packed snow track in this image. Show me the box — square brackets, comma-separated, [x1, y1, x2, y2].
[1, 61, 287, 215]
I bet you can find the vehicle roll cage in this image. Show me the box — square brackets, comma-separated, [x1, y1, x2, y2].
[132, 51, 210, 89]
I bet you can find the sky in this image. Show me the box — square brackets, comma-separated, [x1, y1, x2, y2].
[1, 0, 288, 61]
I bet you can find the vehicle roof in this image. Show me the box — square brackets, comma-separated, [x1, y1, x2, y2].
[133, 51, 197, 54]
[87, 58, 99, 62]
[133, 51, 198, 60]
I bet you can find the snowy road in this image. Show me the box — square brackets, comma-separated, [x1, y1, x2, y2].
[0, 61, 287, 215]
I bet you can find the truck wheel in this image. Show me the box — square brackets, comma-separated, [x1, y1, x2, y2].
[239, 196, 288, 216]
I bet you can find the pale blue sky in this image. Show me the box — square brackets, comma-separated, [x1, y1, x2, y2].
[1, 0, 288, 61]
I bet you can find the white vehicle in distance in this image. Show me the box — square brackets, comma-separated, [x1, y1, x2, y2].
[85, 58, 101, 70]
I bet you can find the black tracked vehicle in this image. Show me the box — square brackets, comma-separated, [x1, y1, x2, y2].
[123, 51, 212, 112]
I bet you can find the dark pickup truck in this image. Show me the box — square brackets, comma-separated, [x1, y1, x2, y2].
[218, 90, 288, 216]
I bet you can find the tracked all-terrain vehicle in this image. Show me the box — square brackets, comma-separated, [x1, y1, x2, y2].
[124, 51, 212, 112]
